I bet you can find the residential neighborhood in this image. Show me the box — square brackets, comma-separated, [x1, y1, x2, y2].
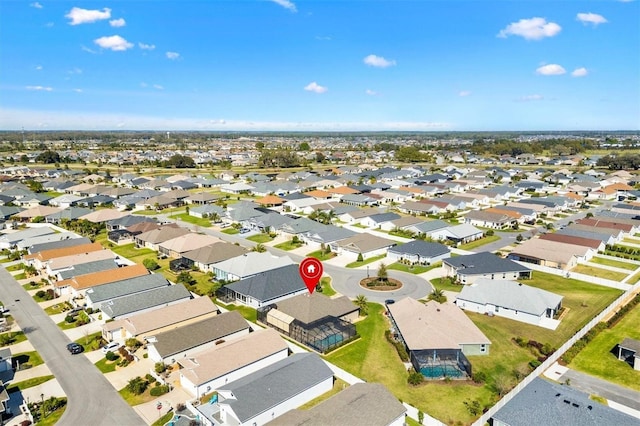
[0, 140, 640, 426]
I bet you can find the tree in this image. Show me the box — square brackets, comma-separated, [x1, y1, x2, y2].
[298, 142, 311, 151]
[377, 262, 388, 283]
[26, 179, 44, 193]
[177, 271, 195, 285]
[428, 289, 447, 303]
[164, 154, 195, 168]
[408, 370, 424, 385]
[255, 142, 265, 150]
[356, 253, 364, 262]
[315, 151, 325, 163]
[516, 234, 524, 242]
[252, 243, 267, 253]
[354, 294, 368, 316]
[126, 377, 148, 395]
[36, 150, 61, 164]
[142, 258, 159, 271]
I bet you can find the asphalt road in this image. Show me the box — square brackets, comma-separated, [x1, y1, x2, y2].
[0, 267, 145, 426]
[560, 368, 640, 411]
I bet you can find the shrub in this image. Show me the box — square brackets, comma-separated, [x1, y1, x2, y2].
[64, 315, 75, 323]
[126, 377, 148, 395]
[529, 360, 541, 369]
[36, 290, 46, 299]
[356, 253, 364, 262]
[143, 258, 160, 271]
[155, 362, 167, 374]
[407, 370, 424, 386]
[472, 371, 487, 384]
[150, 385, 170, 396]
[105, 351, 118, 361]
[145, 373, 157, 383]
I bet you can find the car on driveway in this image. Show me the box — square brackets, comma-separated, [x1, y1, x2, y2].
[67, 342, 83, 354]
[101, 341, 121, 354]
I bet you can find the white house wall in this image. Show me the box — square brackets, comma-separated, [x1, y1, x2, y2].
[456, 299, 544, 327]
[181, 348, 289, 398]
[153, 328, 251, 364]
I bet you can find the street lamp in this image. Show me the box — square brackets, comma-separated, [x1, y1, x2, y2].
[367, 265, 369, 278]
[40, 393, 44, 422]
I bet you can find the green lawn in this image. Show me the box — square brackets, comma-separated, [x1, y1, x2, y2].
[345, 254, 386, 268]
[569, 303, 640, 391]
[458, 235, 501, 251]
[95, 357, 120, 373]
[318, 277, 336, 297]
[628, 271, 640, 285]
[588, 256, 638, 271]
[388, 261, 441, 275]
[430, 277, 464, 293]
[216, 301, 258, 322]
[221, 227, 240, 235]
[0, 331, 27, 346]
[23, 281, 44, 291]
[306, 250, 337, 261]
[152, 412, 175, 426]
[75, 331, 104, 352]
[119, 385, 158, 406]
[57, 320, 80, 330]
[298, 378, 349, 410]
[324, 303, 495, 424]
[6, 375, 54, 393]
[571, 265, 628, 281]
[246, 233, 274, 243]
[12, 351, 44, 369]
[170, 213, 212, 228]
[13, 272, 26, 280]
[273, 240, 305, 251]
[6, 263, 24, 272]
[44, 302, 73, 315]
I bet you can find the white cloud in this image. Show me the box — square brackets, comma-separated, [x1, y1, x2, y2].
[26, 86, 53, 92]
[536, 64, 566, 75]
[73, 88, 83, 93]
[153, 84, 164, 90]
[271, 0, 297, 12]
[458, 90, 472, 97]
[315, 36, 332, 41]
[81, 45, 97, 54]
[68, 67, 82, 75]
[517, 94, 544, 102]
[365, 89, 378, 96]
[363, 54, 396, 68]
[498, 17, 561, 40]
[304, 82, 328, 94]
[166, 51, 180, 60]
[65, 7, 111, 25]
[571, 67, 588, 77]
[577, 12, 608, 26]
[138, 42, 155, 50]
[0, 107, 451, 131]
[94, 35, 133, 51]
[35, 65, 43, 70]
[140, 82, 148, 88]
[109, 18, 126, 27]
[30, 2, 43, 9]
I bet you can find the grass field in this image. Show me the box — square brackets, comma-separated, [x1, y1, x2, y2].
[215, 301, 258, 322]
[169, 213, 211, 228]
[388, 261, 441, 275]
[246, 233, 274, 244]
[430, 277, 464, 292]
[298, 378, 349, 410]
[589, 256, 638, 271]
[273, 239, 305, 251]
[6, 375, 54, 393]
[13, 351, 44, 369]
[571, 265, 628, 281]
[459, 235, 500, 251]
[221, 227, 240, 235]
[319, 277, 336, 297]
[95, 357, 120, 374]
[569, 304, 640, 391]
[307, 250, 337, 261]
[345, 254, 386, 268]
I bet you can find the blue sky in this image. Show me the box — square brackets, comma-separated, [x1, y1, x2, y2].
[1, 0, 639, 131]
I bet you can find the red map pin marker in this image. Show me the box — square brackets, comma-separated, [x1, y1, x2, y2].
[299, 257, 323, 294]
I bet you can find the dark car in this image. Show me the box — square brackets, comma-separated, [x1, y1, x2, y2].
[385, 299, 395, 305]
[67, 342, 83, 354]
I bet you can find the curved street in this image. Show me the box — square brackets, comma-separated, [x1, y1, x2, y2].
[0, 267, 145, 426]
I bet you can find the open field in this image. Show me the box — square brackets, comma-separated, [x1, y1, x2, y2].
[459, 235, 500, 251]
[572, 264, 628, 281]
[589, 256, 638, 271]
[345, 254, 386, 268]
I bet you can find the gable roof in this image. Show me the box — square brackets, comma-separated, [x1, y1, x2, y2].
[25, 241, 104, 262]
[57, 258, 119, 280]
[178, 328, 288, 387]
[272, 293, 358, 324]
[388, 240, 450, 258]
[539, 233, 603, 249]
[214, 252, 295, 279]
[492, 377, 638, 426]
[271, 382, 406, 426]
[387, 298, 490, 351]
[46, 249, 116, 271]
[136, 226, 190, 244]
[183, 242, 248, 265]
[158, 233, 220, 254]
[218, 353, 333, 424]
[225, 264, 307, 302]
[444, 252, 530, 276]
[150, 310, 249, 358]
[58, 264, 149, 290]
[101, 284, 192, 318]
[336, 233, 396, 253]
[456, 279, 563, 316]
[85, 273, 169, 303]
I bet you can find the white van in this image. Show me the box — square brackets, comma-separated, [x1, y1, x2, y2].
[101, 341, 121, 354]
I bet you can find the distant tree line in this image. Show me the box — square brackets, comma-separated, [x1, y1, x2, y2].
[163, 154, 195, 168]
[597, 154, 640, 170]
[468, 138, 597, 157]
[258, 150, 300, 168]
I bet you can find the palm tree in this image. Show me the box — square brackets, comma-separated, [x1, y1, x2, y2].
[354, 294, 368, 316]
[377, 262, 388, 283]
[252, 243, 267, 253]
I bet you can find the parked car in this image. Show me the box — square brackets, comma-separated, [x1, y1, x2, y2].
[240, 228, 250, 234]
[67, 342, 83, 355]
[101, 341, 121, 354]
[385, 299, 395, 305]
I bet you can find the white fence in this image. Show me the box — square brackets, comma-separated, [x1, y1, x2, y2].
[472, 280, 640, 426]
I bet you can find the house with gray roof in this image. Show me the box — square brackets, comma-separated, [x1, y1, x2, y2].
[387, 240, 450, 265]
[443, 252, 532, 284]
[301, 225, 356, 250]
[191, 353, 333, 426]
[0, 226, 55, 250]
[360, 212, 401, 229]
[217, 264, 308, 309]
[44, 207, 93, 224]
[455, 279, 563, 329]
[272, 382, 406, 426]
[491, 377, 638, 426]
[85, 273, 171, 310]
[188, 204, 224, 219]
[178, 242, 248, 273]
[147, 310, 249, 363]
[332, 232, 396, 259]
[212, 252, 295, 282]
[100, 284, 192, 320]
[340, 193, 378, 207]
[404, 219, 449, 236]
[56, 258, 118, 280]
[16, 232, 83, 251]
[617, 338, 640, 371]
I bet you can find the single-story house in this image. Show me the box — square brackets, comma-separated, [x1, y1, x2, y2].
[387, 240, 450, 265]
[538, 233, 605, 252]
[0, 348, 11, 373]
[217, 264, 308, 309]
[178, 242, 248, 273]
[0, 226, 55, 250]
[271, 383, 407, 426]
[24, 241, 104, 270]
[85, 273, 171, 310]
[387, 298, 491, 379]
[53, 263, 149, 297]
[190, 353, 333, 426]
[258, 292, 359, 353]
[102, 296, 219, 343]
[617, 338, 640, 371]
[147, 311, 250, 363]
[134, 226, 190, 251]
[360, 212, 401, 229]
[443, 252, 532, 284]
[100, 284, 192, 320]
[332, 233, 396, 259]
[508, 238, 595, 271]
[212, 252, 295, 282]
[158, 233, 220, 258]
[45, 249, 117, 277]
[455, 279, 563, 329]
[178, 328, 289, 398]
[464, 210, 517, 230]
